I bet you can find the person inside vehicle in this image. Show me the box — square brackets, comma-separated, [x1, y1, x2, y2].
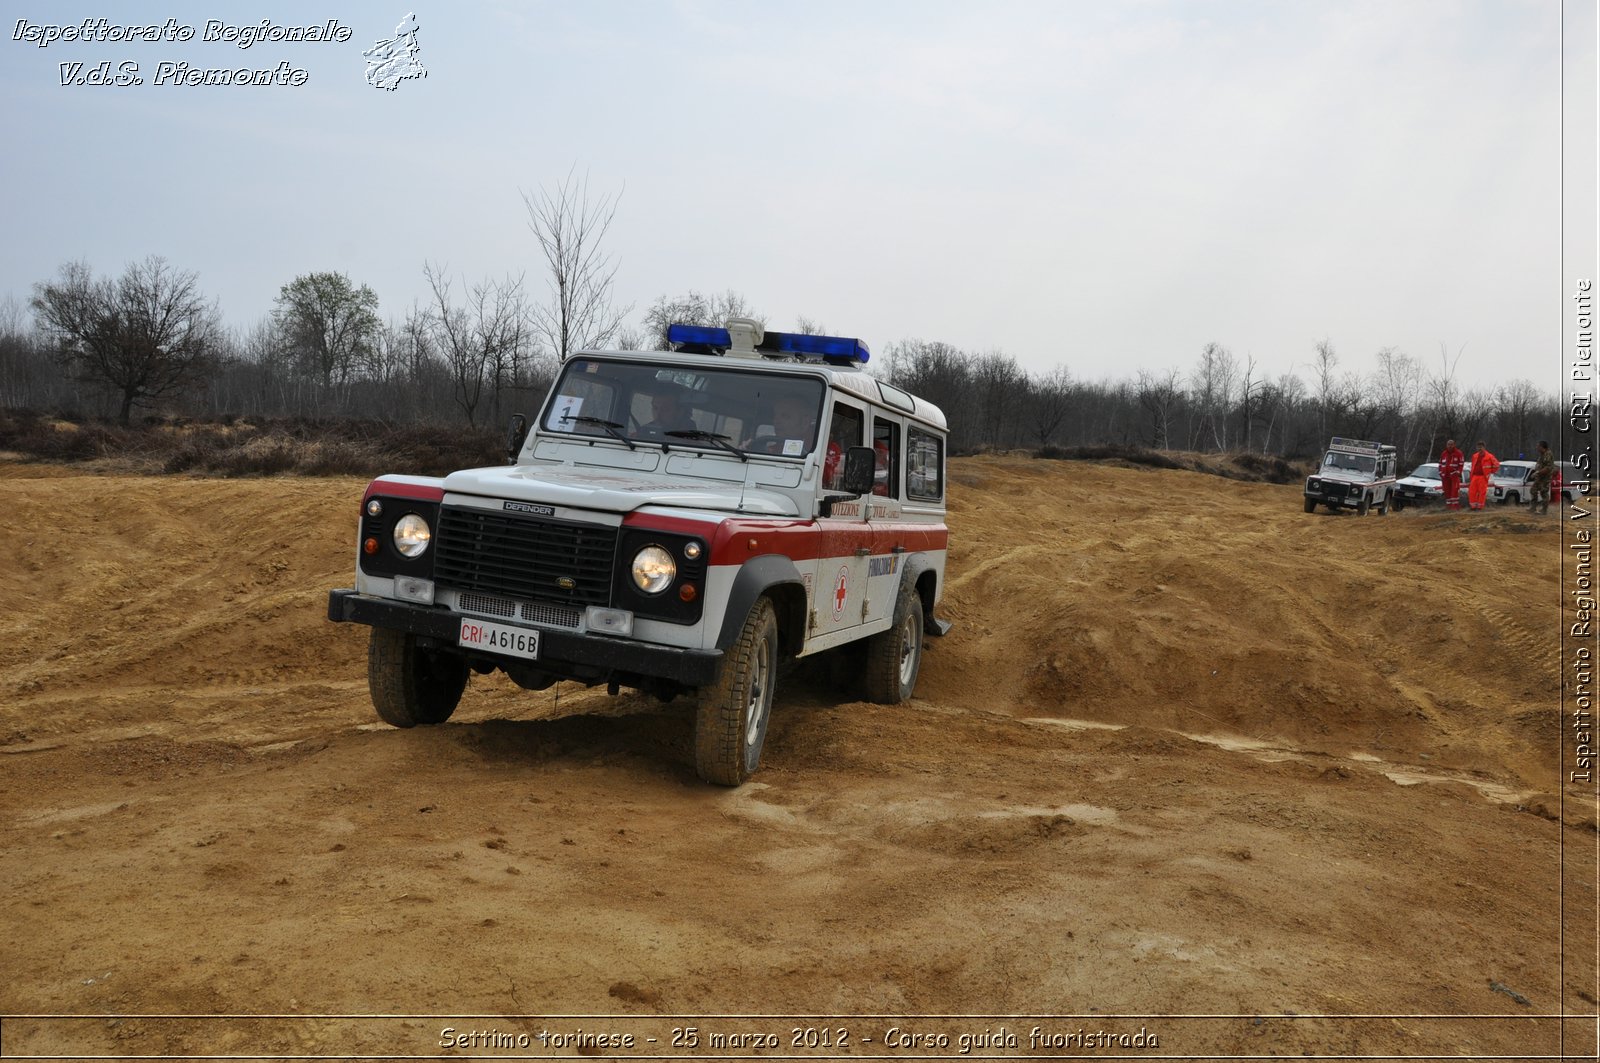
[642, 387, 695, 435]
[743, 395, 818, 453]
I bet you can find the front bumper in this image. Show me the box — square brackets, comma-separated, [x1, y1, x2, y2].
[327, 589, 723, 687]
[1305, 486, 1362, 508]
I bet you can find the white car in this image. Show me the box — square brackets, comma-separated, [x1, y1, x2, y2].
[1392, 462, 1469, 509]
[1303, 437, 1398, 514]
[329, 318, 952, 785]
[1491, 460, 1587, 505]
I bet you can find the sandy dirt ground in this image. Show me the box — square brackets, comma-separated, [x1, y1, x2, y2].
[1, 455, 1596, 1061]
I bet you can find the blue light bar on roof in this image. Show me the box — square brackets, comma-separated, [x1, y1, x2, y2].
[664, 322, 871, 364]
[665, 323, 732, 348]
[766, 330, 871, 364]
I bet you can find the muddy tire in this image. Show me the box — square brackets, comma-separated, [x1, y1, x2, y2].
[864, 584, 925, 704]
[1356, 495, 1370, 516]
[1303, 497, 1316, 513]
[694, 598, 778, 786]
[1378, 495, 1390, 515]
[368, 628, 468, 728]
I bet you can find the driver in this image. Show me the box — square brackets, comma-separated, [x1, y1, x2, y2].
[744, 395, 817, 453]
[642, 388, 694, 434]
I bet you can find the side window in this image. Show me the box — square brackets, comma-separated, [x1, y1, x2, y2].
[907, 428, 944, 503]
[872, 417, 900, 498]
[824, 401, 864, 491]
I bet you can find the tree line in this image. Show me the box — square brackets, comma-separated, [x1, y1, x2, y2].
[1, 173, 1563, 466]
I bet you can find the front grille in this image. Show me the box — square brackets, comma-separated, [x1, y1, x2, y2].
[435, 507, 617, 607]
[522, 601, 583, 628]
[458, 592, 516, 618]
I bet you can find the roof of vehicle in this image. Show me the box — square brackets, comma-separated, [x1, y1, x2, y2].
[568, 345, 950, 432]
[1327, 436, 1395, 456]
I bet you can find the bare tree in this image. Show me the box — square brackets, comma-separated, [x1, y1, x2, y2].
[1493, 379, 1542, 457]
[1190, 342, 1236, 450]
[1028, 365, 1074, 445]
[640, 290, 764, 348]
[31, 256, 221, 424]
[425, 264, 535, 426]
[1425, 341, 1467, 448]
[1136, 367, 1184, 450]
[1260, 371, 1305, 456]
[1311, 338, 1345, 441]
[523, 170, 630, 361]
[273, 271, 381, 390]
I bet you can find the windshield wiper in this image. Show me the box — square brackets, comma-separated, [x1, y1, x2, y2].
[666, 429, 748, 462]
[564, 415, 636, 450]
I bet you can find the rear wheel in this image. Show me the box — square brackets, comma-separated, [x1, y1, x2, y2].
[1378, 494, 1390, 515]
[368, 628, 468, 727]
[865, 584, 925, 704]
[694, 598, 779, 786]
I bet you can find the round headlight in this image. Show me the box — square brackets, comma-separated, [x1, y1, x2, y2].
[631, 545, 676, 594]
[392, 513, 432, 558]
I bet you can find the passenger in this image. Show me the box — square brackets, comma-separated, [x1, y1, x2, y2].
[1438, 438, 1465, 511]
[1467, 440, 1499, 511]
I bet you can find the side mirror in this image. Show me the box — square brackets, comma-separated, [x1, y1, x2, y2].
[506, 414, 529, 464]
[841, 446, 876, 496]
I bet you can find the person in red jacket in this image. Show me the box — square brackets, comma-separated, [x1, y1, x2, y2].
[1438, 439, 1465, 510]
[1467, 440, 1499, 510]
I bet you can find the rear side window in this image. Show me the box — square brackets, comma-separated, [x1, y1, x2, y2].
[907, 427, 944, 502]
[872, 418, 900, 498]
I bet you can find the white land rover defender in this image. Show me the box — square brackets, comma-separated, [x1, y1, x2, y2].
[328, 319, 951, 785]
[1302, 437, 1398, 515]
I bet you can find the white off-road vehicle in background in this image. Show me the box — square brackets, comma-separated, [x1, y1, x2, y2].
[1303, 437, 1398, 515]
[329, 319, 952, 785]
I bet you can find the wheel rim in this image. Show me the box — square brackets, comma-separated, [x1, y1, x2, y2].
[898, 612, 920, 686]
[744, 631, 773, 751]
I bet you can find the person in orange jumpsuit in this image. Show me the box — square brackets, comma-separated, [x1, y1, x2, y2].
[1437, 439, 1465, 510]
[1467, 440, 1499, 510]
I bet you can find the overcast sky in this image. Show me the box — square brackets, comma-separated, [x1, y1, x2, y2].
[2, 1, 1594, 393]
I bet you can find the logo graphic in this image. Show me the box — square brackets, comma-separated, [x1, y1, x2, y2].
[504, 501, 555, 516]
[832, 566, 849, 620]
[363, 12, 425, 90]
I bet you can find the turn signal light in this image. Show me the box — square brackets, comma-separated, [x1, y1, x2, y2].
[679, 584, 697, 602]
[363, 537, 379, 554]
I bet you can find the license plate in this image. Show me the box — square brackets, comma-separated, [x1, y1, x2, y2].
[458, 618, 540, 660]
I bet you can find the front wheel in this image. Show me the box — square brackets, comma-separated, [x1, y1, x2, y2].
[694, 598, 779, 786]
[865, 585, 925, 704]
[1356, 495, 1370, 516]
[1303, 497, 1316, 513]
[368, 628, 468, 727]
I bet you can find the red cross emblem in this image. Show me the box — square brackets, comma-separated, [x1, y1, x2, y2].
[832, 566, 849, 619]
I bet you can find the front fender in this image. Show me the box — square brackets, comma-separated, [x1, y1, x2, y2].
[716, 555, 808, 655]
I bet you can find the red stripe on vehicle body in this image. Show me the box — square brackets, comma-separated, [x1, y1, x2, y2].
[365, 478, 446, 504]
[622, 512, 947, 566]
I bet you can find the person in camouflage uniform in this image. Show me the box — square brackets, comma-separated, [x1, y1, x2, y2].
[1530, 440, 1555, 514]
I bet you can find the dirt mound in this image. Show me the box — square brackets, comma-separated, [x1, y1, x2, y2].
[0, 457, 1589, 1058]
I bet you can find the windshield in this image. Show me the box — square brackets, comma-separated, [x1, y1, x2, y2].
[1492, 465, 1530, 482]
[1322, 451, 1377, 476]
[541, 358, 825, 455]
[1407, 464, 1441, 481]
